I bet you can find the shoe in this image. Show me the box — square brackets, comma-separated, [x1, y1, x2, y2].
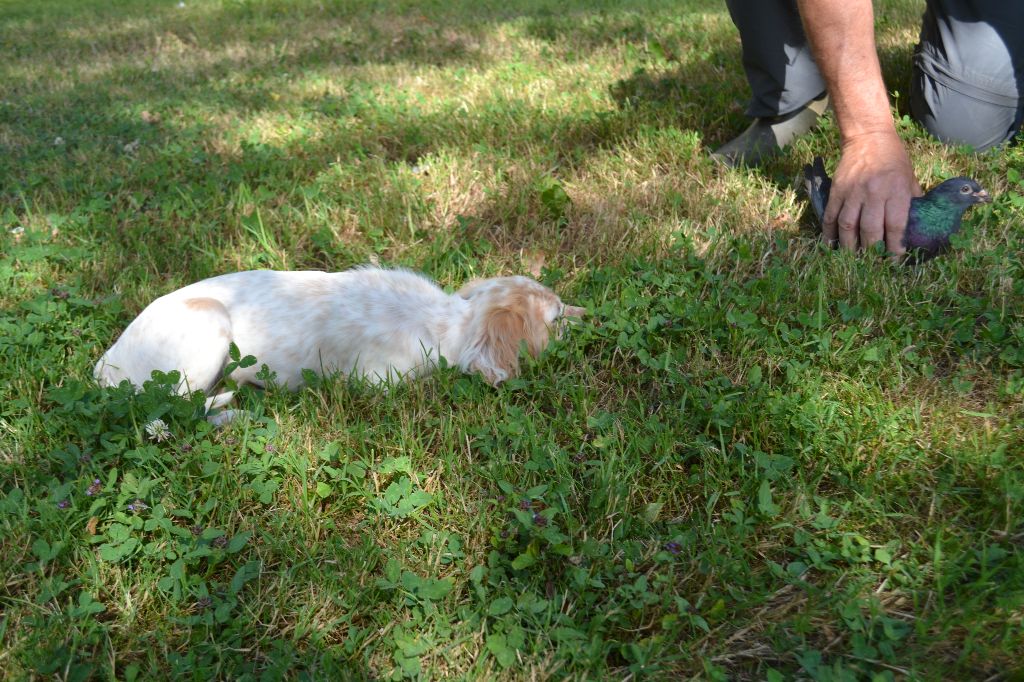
[711, 93, 829, 167]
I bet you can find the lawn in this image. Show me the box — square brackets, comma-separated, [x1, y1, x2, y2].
[1, 0, 1022, 679]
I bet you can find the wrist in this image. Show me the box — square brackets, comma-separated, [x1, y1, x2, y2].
[839, 120, 897, 147]
[839, 126, 903, 151]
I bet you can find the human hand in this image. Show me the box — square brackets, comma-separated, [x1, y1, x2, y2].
[822, 130, 923, 256]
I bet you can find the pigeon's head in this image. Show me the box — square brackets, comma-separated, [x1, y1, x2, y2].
[931, 177, 992, 207]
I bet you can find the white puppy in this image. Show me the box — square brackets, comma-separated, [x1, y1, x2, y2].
[94, 267, 584, 414]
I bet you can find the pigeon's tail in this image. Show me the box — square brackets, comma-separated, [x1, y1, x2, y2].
[803, 156, 831, 227]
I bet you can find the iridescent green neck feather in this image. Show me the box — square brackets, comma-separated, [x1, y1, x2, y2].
[913, 194, 961, 238]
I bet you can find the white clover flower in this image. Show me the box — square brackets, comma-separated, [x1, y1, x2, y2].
[53, 136, 65, 146]
[145, 418, 171, 442]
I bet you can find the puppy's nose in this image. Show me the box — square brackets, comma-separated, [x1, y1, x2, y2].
[563, 305, 586, 318]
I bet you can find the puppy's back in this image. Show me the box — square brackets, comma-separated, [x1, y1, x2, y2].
[93, 267, 454, 392]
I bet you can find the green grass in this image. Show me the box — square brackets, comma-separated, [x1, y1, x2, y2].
[2, 0, 1022, 679]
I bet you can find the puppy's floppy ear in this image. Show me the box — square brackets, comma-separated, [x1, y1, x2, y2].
[469, 300, 550, 386]
[470, 308, 527, 386]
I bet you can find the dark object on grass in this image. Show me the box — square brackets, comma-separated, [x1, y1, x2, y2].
[803, 156, 991, 262]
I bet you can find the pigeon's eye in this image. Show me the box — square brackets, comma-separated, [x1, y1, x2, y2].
[960, 184, 972, 194]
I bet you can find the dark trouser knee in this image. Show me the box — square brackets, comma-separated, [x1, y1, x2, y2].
[910, 67, 1022, 151]
[725, 0, 825, 118]
[911, 4, 1023, 151]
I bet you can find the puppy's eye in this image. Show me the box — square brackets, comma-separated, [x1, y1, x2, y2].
[960, 184, 972, 194]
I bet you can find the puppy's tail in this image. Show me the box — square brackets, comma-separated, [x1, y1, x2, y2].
[803, 156, 831, 228]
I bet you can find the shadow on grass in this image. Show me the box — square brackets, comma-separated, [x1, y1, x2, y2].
[1, 0, 755, 293]
[28, 601, 375, 680]
[0, 0, 930, 274]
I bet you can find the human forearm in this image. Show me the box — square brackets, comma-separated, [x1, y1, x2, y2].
[795, 0, 895, 143]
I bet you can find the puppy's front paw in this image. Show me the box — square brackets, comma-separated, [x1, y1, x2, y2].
[206, 409, 247, 428]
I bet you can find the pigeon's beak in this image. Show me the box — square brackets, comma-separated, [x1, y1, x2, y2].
[973, 189, 992, 203]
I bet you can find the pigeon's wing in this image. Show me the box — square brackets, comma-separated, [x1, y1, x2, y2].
[803, 156, 831, 227]
[902, 195, 947, 263]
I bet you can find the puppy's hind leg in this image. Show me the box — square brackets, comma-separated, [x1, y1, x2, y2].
[169, 298, 253, 424]
[176, 299, 261, 426]
[145, 297, 238, 421]
[164, 297, 235, 395]
[96, 296, 233, 392]
[96, 295, 243, 423]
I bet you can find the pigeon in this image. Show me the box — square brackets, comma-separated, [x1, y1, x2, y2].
[803, 156, 991, 262]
